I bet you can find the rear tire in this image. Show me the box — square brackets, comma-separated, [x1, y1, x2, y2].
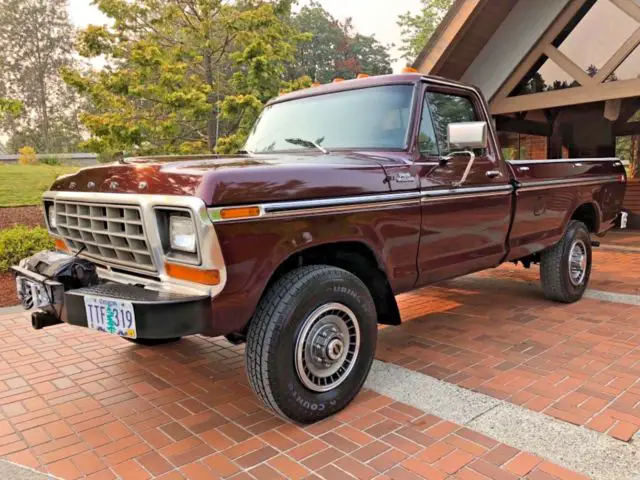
[245, 265, 377, 424]
[540, 220, 592, 303]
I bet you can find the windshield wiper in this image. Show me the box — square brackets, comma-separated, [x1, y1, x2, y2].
[285, 138, 329, 154]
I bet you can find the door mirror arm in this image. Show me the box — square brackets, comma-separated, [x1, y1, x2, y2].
[444, 150, 476, 187]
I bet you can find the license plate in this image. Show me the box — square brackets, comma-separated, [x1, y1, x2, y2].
[84, 296, 137, 339]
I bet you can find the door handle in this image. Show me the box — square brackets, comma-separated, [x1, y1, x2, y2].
[486, 170, 503, 179]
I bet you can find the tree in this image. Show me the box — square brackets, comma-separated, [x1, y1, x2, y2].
[0, 0, 81, 152]
[397, 0, 454, 63]
[288, 2, 392, 84]
[64, 0, 307, 155]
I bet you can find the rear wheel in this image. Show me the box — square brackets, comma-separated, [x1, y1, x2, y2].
[246, 265, 377, 424]
[540, 220, 592, 303]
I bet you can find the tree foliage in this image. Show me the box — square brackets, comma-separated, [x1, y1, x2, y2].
[0, 98, 23, 119]
[288, 2, 392, 84]
[0, 0, 82, 152]
[397, 0, 454, 63]
[63, 0, 309, 155]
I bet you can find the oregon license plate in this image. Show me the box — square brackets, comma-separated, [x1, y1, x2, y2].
[84, 296, 137, 339]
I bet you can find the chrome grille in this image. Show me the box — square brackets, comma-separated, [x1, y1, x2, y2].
[53, 200, 156, 272]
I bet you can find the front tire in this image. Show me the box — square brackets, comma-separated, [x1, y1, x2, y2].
[246, 265, 377, 424]
[540, 220, 592, 303]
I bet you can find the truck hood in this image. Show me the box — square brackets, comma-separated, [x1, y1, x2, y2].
[49, 153, 397, 206]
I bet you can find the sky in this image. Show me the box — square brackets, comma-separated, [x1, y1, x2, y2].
[66, 0, 423, 72]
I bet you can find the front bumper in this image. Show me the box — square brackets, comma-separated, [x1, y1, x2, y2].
[12, 256, 212, 339]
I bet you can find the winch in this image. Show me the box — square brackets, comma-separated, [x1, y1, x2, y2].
[13, 251, 99, 329]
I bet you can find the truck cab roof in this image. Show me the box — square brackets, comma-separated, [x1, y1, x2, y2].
[268, 73, 482, 106]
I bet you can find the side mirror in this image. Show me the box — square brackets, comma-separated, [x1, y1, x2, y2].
[447, 121, 488, 150]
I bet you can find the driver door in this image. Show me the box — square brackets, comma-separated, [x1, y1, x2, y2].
[414, 84, 512, 286]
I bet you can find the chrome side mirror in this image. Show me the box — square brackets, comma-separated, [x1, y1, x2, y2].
[445, 122, 488, 187]
[447, 121, 488, 150]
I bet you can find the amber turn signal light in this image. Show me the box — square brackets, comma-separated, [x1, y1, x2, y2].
[219, 206, 261, 220]
[402, 67, 418, 73]
[165, 263, 220, 285]
[356, 74, 370, 79]
[54, 239, 69, 252]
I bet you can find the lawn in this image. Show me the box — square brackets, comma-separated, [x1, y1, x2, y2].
[0, 164, 80, 207]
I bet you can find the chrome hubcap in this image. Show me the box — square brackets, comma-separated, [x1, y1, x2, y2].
[569, 239, 588, 286]
[295, 303, 360, 392]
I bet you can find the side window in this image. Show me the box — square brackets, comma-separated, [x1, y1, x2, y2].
[418, 97, 439, 156]
[427, 92, 478, 155]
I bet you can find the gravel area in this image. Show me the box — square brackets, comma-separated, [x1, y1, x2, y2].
[0, 206, 45, 229]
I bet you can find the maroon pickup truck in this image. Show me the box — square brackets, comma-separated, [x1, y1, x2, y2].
[12, 73, 627, 423]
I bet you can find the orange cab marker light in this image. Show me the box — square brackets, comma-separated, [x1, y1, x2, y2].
[54, 239, 69, 252]
[356, 74, 370, 79]
[333, 78, 345, 83]
[219, 206, 261, 220]
[165, 263, 220, 286]
[402, 67, 418, 73]
[312, 82, 321, 87]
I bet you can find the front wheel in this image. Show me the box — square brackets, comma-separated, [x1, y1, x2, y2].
[540, 220, 592, 303]
[245, 265, 377, 424]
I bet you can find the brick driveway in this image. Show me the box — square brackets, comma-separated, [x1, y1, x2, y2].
[0, 246, 638, 479]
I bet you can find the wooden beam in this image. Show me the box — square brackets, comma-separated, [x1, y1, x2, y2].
[495, 116, 552, 136]
[614, 121, 640, 137]
[491, 77, 640, 114]
[594, 26, 640, 84]
[543, 45, 596, 86]
[415, 0, 483, 74]
[491, 0, 588, 103]
[610, 0, 640, 22]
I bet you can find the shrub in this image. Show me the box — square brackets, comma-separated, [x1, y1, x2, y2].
[0, 226, 54, 273]
[17, 146, 38, 165]
[39, 156, 61, 166]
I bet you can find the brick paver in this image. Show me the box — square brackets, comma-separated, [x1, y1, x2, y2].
[0, 313, 587, 479]
[379, 253, 640, 441]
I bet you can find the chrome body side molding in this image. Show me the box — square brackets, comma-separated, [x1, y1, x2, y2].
[517, 175, 622, 191]
[508, 158, 620, 165]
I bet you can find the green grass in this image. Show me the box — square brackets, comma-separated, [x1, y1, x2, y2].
[0, 164, 80, 207]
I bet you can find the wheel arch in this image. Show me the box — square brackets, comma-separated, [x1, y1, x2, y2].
[570, 201, 601, 233]
[259, 240, 401, 327]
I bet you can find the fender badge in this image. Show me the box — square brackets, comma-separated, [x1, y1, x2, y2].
[109, 181, 119, 190]
[87, 181, 95, 189]
[69, 182, 76, 189]
[386, 172, 416, 184]
[138, 181, 147, 191]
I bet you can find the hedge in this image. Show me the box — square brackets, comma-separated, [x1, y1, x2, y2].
[0, 226, 54, 273]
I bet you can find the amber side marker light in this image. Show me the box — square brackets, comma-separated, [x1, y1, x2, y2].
[356, 74, 370, 79]
[54, 239, 69, 252]
[402, 67, 418, 73]
[333, 78, 345, 83]
[219, 206, 261, 220]
[165, 263, 221, 286]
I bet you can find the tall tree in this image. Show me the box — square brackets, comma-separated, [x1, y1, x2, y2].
[0, 0, 80, 152]
[397, 0, 454, 63]
[63, 0, 307, 155]
[288, 2, 392, 84]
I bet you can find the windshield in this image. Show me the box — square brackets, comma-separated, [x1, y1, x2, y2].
[245, 85, 414, 153]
